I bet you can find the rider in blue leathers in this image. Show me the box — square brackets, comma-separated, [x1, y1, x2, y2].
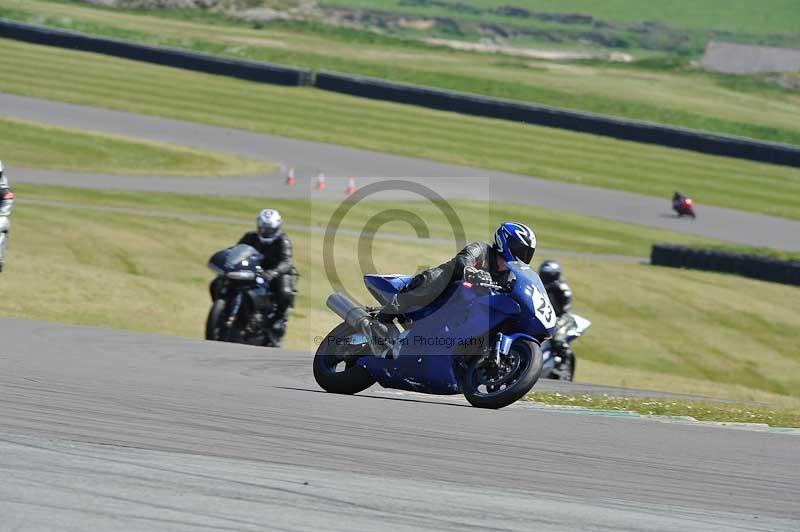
[371, 222, 537, 338]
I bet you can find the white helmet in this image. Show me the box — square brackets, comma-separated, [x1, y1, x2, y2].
[256, 209, 282, 244]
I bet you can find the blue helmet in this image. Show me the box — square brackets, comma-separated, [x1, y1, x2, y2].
[494, 222, 536, 264]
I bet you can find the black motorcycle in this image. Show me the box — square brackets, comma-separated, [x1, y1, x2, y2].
[205, 244, 279, 347]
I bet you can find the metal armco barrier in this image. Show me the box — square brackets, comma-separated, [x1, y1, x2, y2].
[651, 244, 800, 285]
[0, 19, 311, 86]
[315, 71, 800, 168]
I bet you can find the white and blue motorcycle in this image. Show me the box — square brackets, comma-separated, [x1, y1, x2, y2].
[541, 313, 591, 381]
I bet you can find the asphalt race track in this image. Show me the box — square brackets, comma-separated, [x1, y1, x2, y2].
[3, 93, 800, 251]
[1, 317, 798, 531]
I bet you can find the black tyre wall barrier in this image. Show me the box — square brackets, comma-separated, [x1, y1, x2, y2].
[315, 71, 800, 168]
[650, 244, 800, 286]
[0, 19, 311, 86]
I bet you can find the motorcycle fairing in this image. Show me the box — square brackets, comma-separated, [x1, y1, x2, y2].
[208, 244, 264, 274]
[208, 244, 272, 311]
[359, 285, 522, 394]
[355, 261, 556, 395]
[245, 279, 273, 312]
[507, 262, 557, 338]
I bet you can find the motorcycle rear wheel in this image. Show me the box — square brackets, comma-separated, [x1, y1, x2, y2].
[313, 322, 376, 395]
[463, 339, 543, 409]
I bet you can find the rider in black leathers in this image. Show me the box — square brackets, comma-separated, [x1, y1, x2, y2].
[538, 260, 575, 378]
[539, 260, 572, 318]
[0, 161, 14, 273]
[214, 209, 295, 343]
[379, 241, 503, 319]
[372, 222, 537, 334]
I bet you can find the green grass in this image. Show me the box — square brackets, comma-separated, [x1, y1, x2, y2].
[14, 182, 772, 258]
[325, 0, 800, 36]
[0, 116, 274, 176]
[3, 0, 800, 145]
[2, 38, 800, 220]
[527, 392, 800, 428]
[3, 185, 800, 406]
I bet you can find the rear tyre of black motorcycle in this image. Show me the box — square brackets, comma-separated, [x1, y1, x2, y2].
[313, 322, 376, 395]
[205, 299, 226, 341]
[556, 353, 575, 382]
[463, 339, 543, 409]
[564, 354, 575, 382]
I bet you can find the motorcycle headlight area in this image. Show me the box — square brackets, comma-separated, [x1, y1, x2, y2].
[225, 271, 257, 281]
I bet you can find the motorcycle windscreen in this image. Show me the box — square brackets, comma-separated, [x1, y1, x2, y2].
[209, 244, 264, 272]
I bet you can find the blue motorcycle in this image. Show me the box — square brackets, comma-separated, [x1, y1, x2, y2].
[315, 261, 557, 409]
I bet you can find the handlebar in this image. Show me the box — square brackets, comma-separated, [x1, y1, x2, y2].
[463, 280, 507, 292]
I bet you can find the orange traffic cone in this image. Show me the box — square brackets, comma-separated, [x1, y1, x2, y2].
[345, 177, 356, 197]
[285, 166, 296, 186]
[314, 172, 326, 191]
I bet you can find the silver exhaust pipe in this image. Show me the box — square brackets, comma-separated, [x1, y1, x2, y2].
[326, 292, 371, 334]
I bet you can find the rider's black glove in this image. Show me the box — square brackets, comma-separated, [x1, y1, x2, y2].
[464, 266, 493, 286]
[261, 270, 278, 283]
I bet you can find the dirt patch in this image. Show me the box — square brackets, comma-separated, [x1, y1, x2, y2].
[220, 35, 288, 47]
[425, 38, 631, 62]
[397, 18, 437, 31]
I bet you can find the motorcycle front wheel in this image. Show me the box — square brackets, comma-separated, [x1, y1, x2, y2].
[205, 298, 254, 344]
[205, 299, 226, 341]
[463, 339, 543, 409]
[313, 322, 376, 395]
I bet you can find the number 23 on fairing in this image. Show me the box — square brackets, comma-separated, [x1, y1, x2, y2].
[532, 287, 557, 329]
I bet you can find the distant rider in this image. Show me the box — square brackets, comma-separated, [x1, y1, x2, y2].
[672, 191, 687, 212]
[236, 209, 295, 344]
[538, 260, 572, 318]
[539, 260, 576, 379]
[0, 161, 14, 272]
[371, 222, 537, 338]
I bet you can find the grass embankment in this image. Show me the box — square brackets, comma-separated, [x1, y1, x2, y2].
[3, 0, 800, 145]
[321, 0, 800, 48]
[15, 184, 738, 256]
[0, 117, 274, 176]
[4, 185, 800, 407]
[2, 39, 800, 219]
[527, 392, 800, 428]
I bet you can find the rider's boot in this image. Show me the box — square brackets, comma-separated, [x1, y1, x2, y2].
[270, 314, 288, 346]
[368, 313, 409, 359]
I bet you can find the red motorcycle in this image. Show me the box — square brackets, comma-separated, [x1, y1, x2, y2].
[672, 193, 696, 219]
